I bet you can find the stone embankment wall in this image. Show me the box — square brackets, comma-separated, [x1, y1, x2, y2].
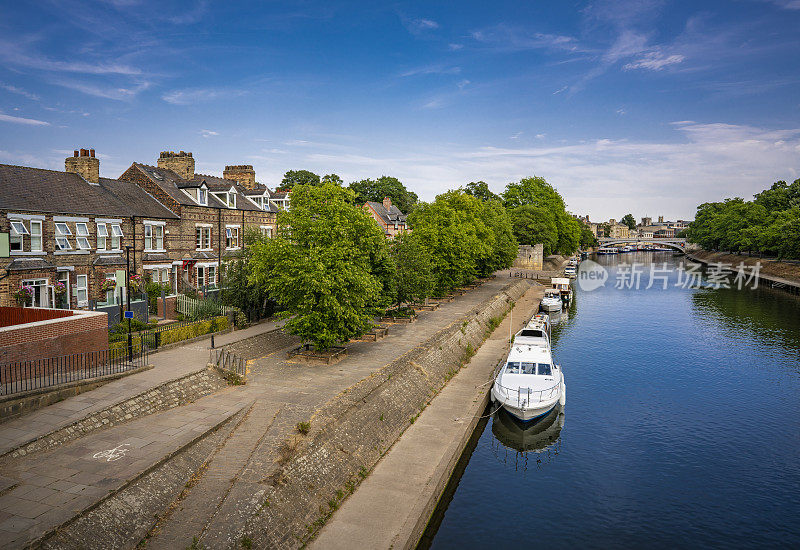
[243, 280, 531, 548]
[1, 367, 227, 461]
[513, 244, 543, 270]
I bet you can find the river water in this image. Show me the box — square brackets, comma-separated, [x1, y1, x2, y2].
[422, 252, 800, 549]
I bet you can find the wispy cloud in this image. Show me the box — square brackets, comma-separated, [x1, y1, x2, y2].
[0, 40, 142, 75]
[448, 43, 464, 51]
[402, 17, 439, 34]
[200, 129, 218, 138]
[162, 88, 243, 105]
[399, 65, 461, 78]
[471, 25, 582, 53]
[55, 79, 151, 100]
[624, 52, 685, 71]
[0, 82, 39, 101]
[767, 0, 800, 9]
[0, 112, 49, 126]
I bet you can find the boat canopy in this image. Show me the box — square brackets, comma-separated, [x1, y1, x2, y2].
[505, 361, 553, 376]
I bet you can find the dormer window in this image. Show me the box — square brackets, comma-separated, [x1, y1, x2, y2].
[226, 188, 237, 208]
[198, 187, 208, 205]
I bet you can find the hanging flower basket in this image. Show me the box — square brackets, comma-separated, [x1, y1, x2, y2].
[53, 281, 67, 295]
[128, 274, 141, 293]
[100, 279, 116, 293]
[13, 284, 35, 306]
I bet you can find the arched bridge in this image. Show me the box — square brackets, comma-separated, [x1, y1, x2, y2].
[598, 237, 686, 251]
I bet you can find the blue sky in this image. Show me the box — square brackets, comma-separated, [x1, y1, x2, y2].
[1, 0, 799, 220]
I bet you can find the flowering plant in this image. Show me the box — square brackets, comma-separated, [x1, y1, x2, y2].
[13, 284, 35, 306]
[101, 279, 116, 293]
[54, 281, 67, 295]
[128, 274, 141, 292]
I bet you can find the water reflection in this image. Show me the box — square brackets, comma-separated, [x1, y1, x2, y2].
[490, 405, 565, 470]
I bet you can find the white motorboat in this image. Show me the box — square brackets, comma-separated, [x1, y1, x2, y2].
[551, 277, 572, 305]
[563, 265, 577, 278]
[513, 314, 551, 347]
[491, 326, 565, 423]
[596, 247, 619, 255]
[540, 289, 563, 311]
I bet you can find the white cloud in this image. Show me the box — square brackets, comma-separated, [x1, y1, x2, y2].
[471, 25, 581, 53]
[0, 83, 39, 101]
[403, 18, 439, 34]
[399, 65, 461, 78]
[0, 112, 49, 126]
[162, 88, 242, 105]
[448, 43, 464, 51]
[0, 41, 142, 75]
[624, 52, 685, 70]
[55, 79, 150, 100]
[200, 129, 218, 138]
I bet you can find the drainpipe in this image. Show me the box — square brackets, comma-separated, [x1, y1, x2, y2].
[131, 216, 136, 280]
[217, 207, 222, 293]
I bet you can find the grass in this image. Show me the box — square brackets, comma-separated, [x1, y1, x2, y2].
[296, 421, 311, 435]
[240, 536, 253, 549]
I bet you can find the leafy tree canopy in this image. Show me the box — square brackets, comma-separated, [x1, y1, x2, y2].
[621, 213, 636, 230]
[321, 173, 343, 185]
[464, 181, 500, 202]
[280, 169, 321, 189]
[390, 232, 435, 306]
[248, 182, 388, 349]
[349, 176, 419, 214]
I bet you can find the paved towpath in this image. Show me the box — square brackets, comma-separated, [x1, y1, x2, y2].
[0, 319, 282, 458]
[309, 283, 545, 550]
[0, 277, 523, 549]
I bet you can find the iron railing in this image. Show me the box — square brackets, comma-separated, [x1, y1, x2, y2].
[1, 341, 149, 396]
[209, 348, 247, 380]
[494, 379, 561, 405]
[109, 316, 230, 348]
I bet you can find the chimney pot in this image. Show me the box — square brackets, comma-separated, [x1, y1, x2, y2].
[89, 148, 95, 157]
[73, 150, 79, 157]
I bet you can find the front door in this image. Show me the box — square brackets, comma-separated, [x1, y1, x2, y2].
[22, 278, 49, 308]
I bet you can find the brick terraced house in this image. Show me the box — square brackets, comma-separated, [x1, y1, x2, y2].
[0, 149, 278, 309]
[118, 151, 278, 292]
[364, 197, 409, 239]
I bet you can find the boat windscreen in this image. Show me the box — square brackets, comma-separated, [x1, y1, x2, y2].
[538, 363, 552, 376]
[519, 329, 543, 337]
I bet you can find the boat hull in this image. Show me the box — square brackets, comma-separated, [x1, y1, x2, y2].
[540, 301, 562, 312]
[491, 377, 564, 424]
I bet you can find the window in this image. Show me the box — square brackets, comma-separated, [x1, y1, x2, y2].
[506, 362, 520, 374]
[196, 266, 217, 289]
[76, 236, 91, 250]
[196, 227, 211, 250]
[75, 223, 89, 236]
[30, 220, 42, 252]
[226, 226, 239, 249]
[144, 224, 164, 251]
[198, 188, 207, 205]
[110, 224, 122, 250]
[55, 222, 72, 236]
[9, 220, 27, 251]
[227, 192, 236, 208]
[151, 268, 169, 284]
[97, 223, 108, 250]
[76, 274, 88, 305]
[56, 237, 72, 251]
[260, 226, 272, 238]
[537, 363, 553, 376]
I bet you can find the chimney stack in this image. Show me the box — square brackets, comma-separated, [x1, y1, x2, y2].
[65, 148, 100, 184]
[383, 197, 392, 211]
[223, 165, 256, 189]
[157, 150, 195, 180]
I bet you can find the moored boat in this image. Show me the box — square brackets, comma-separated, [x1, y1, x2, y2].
[540, 289, 563, 311]
[551, 277, 572, 305]
[596, 247, 619, 255]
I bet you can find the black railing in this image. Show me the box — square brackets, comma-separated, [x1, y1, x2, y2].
[109, 316, 231, 349]
[1, 341, 150, 397]
[209, 348, 247, 380]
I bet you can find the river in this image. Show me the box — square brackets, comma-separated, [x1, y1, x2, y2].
[421, 251, 800, 549]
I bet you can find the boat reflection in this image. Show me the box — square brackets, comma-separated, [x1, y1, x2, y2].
[489, 404, 565, 470]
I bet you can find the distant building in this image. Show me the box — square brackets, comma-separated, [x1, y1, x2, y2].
[641, 216, 652, 227]
[364, 197, 409, 239]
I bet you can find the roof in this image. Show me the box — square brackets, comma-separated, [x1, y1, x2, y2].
[0, 164, 178, 219]
[131, 164, 275, 212]
[5, 258, 55, 271]
[93, 255, 126, 266]
[366, 201, 407, 225]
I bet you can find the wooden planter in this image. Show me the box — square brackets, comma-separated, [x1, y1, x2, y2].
[287, 344, 347, 365]
[352, 325, 389, 342]
[379, 315, 416, 324]
[411, 302, 439, 312]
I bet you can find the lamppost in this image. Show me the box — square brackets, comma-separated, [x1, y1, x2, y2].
[125, 245, 133, 362]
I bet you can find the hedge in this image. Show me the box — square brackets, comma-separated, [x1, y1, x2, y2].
[108, 315, 229, 358]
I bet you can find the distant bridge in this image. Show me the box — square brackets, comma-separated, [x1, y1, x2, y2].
[598, 237, 686, 251]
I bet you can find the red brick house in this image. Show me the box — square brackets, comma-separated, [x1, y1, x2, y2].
[364, 197, 409, 239]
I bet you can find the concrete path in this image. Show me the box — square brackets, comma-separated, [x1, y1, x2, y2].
[0, 319, 282, 457]
[0, 388, 252, 548]
[310, 284, 545, 550]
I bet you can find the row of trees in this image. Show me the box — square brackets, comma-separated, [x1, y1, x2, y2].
[687, 179, 800, 259]
[245, 183, 517, 349]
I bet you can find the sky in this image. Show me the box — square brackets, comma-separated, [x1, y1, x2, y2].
[0, 0, 799, 221]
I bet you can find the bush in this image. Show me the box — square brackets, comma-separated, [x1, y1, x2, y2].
[159, 316, 229, 346]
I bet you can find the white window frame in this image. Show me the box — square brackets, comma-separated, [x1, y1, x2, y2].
[55, 222, 72, 236]
[75, 222, 89, 237]
[10, 221, 25, 251]
[111, 224, 123, 237]
[225, 226, 240, 249]
[195, 226, 212, 250]
[260, 225, 272, 238]
[76, 274, 88, 306]
[10, 220, 29, 235]
[97, 223, 108, 250]
[29, 220, 42, 252]
[198, 188, 208, 206]
[110, 224, 123, 250]
[76, 236, 91, 250]
[56, 237, 72, 251]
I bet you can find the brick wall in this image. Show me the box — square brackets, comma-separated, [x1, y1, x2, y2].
[0, 309, 108, 366]
[156, 295, 178, 320]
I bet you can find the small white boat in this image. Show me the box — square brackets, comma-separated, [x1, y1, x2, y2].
[551, 277, 572, 304]
[563, 265, 577, 278]
[596, 247, 619, 255]
[491, 327, 565, 423]
[540, 289, 563, 311]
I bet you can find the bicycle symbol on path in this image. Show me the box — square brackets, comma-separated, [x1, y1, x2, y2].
[92, 443, 131, 462]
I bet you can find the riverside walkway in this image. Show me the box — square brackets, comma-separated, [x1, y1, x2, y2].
[0, 277, 523, 549]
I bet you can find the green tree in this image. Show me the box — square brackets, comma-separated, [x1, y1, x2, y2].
[221, 230, 273, 320]
[321, 173, 343, 185]
[390, 232, 435, 305]
[580, 224, 598, 249]
[349, 176, 419, 213]
[249, 183, 387, 349]
[280, 169, 321, 189]
[621, 214, 636, 230]
[509, 205, 558, 255]
[464, 181, 500, 202]
[478, 199, 518, 276]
